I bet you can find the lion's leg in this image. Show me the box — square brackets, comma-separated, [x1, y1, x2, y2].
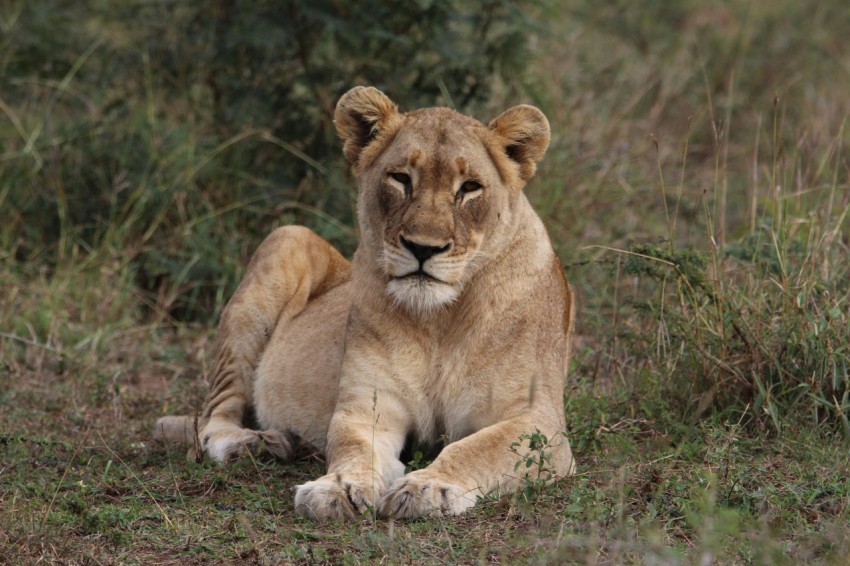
[377, 409, 575, 519]
[251, 281, 350, 455]
[293, 393, 410, 521]
[197, 225, 350, 462]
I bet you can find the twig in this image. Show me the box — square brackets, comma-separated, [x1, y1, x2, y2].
[0, 332, 63, 354]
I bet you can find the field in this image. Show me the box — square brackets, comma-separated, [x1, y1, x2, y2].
[1, 1, 849, 563]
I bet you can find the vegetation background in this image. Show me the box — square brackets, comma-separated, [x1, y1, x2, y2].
[1, 0, 848, 563]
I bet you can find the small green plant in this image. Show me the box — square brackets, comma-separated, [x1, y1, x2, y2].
[510, 428, 560, 502]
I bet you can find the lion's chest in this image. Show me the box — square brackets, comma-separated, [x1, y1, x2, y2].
[411, 330, 529, 444]
[363, 295, 542, 444]
[416, 352, 482, 442]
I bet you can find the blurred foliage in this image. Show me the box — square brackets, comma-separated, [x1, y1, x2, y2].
[1, 0, 536, 319]
[1, 0, 848, 429]
[620, 234, 850, 435]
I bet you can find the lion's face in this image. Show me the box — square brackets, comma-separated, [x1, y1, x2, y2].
[335, 87, 550, 314]
[367, 110, 508, 313]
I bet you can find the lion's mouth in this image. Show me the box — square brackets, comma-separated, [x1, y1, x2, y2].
[386, 267, 460, 312]
[396, 269, 442, 283]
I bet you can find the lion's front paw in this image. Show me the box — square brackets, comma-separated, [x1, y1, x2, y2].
[294, 473, 381, 521]
[203, 424, 291, 463]
[377, 471, 477, 519]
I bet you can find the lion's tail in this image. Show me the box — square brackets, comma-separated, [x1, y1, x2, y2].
[153, 226, 351, 459]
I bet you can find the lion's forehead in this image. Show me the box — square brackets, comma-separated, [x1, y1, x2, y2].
[404, 107, 484, 131]
[385, 112, 500, 181]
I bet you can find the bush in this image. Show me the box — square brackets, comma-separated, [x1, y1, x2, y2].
[620, 227, 850, 434]
[1, 0, 537, 320]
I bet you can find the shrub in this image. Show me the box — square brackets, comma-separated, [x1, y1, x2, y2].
[1, 0, 537, 320]
[620, 223, 849, 433]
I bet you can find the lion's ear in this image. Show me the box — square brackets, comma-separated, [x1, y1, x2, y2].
[488, 105, 550, 181]
[335, 86, 401, 165]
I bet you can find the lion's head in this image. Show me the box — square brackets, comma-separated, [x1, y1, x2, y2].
[335, 86, 550, 314]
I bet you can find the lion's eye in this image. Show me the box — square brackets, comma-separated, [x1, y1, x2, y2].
[390, 172, 410, 185]
[456, 180, 482, 203]
[388, 172, 412, 197]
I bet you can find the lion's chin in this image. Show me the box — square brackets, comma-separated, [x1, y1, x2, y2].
[386, 276, 459, 315]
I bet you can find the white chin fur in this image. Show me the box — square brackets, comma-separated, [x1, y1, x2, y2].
[387, 277, 459, 314]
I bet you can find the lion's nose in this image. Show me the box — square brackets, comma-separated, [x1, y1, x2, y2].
[400, 236, 451, 264]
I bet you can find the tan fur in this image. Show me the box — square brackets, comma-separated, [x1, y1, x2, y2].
[154, 86, 576, 520]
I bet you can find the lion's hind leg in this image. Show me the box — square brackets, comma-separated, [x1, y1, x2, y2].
[157, 226, 351, 463]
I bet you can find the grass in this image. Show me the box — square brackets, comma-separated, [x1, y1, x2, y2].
[2, 0, 850, 563]
[2, 343, 848, 562]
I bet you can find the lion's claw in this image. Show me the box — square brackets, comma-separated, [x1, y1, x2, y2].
[378, 471, 476, 519]
[202, 426, 292, 463]
[294, 474, 380, 521]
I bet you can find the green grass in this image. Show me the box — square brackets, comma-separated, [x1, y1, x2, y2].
[2, 358, 848, 563]
[2, 0, 850, 563]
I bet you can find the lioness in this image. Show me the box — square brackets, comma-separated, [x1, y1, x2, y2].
[155, 86, 576, 520]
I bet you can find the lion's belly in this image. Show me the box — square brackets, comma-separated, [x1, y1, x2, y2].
[253, 281, 352, 452]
